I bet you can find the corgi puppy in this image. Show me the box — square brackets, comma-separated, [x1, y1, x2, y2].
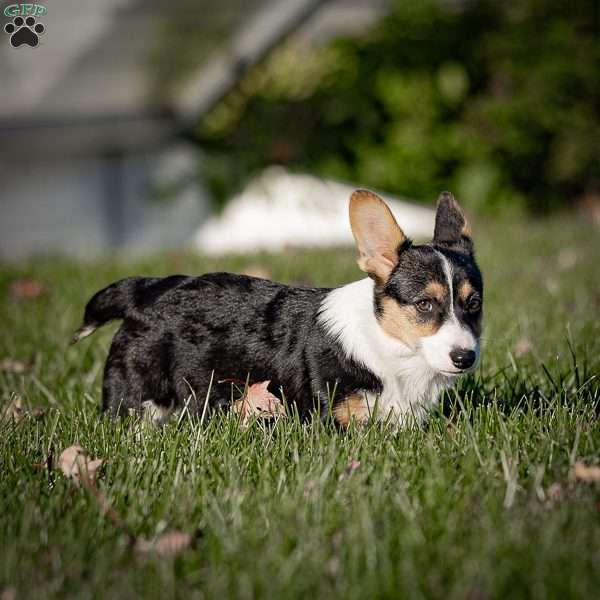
[72, 190, 482, 427]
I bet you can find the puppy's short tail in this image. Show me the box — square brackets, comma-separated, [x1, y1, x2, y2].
[70, 277, 146, 345]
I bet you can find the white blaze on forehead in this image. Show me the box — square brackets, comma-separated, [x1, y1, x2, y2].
[436, 249, 455, 318]
[419, 251, 479, 373]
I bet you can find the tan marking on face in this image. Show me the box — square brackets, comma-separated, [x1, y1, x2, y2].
[333, 394, 370, 427]
[458, 280, 475, 302]
[424, 281, 447, 303]
[378, 297, 440, 348]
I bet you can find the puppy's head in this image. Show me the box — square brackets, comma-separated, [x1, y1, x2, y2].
[350, 190, 483, 376]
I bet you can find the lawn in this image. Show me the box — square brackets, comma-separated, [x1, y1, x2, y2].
[1, 213, 599, 599]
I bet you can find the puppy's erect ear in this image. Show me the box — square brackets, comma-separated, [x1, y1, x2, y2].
[433, 191, 473, 254]
[349, 190, 407, 283]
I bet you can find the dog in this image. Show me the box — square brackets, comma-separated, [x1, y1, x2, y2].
[72, 190, 483, 427]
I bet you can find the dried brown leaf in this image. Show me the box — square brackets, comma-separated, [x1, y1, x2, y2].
[9, 278, 44, 300]
[1, 395, 24, 421]
[58, 444, 104, 485]
[303, 479, 316, 498]
[136, 530, 192, 557]
[233, 381, 286, 428]
[514, 337, 533, 357]
[557, 248, 578, 271]
[570, 460, 600, 483]
[1, 395, 45, 422]
[332, 531, 344, 549]
[578, 191, 600, 227]
[0, 358, 32, 374]
[1, 586, 16, 600]
[327, 556, 340, 577]
[546, 482, 563, 502]
[338, 459, 361, 481]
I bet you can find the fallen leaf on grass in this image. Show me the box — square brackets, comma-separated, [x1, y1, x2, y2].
[327, 556, 340, 577]
[332, 531, 344, 549]
[1, 586, 16, 600]
[514, 337, 533, 357]
[1, 395, 24, 421]
[546, 482, 563, 502]
[303, 479, 316, 498]
[570, 460, 600, 483]
[0, 357, 33, 374]
[465, 587, 489, 600]
[58, 444, 135, 538]
[57, 444, 190, 553]
[8, 278, 44, 300]
[233, 381, 286, 428]
[58, 444, 104, 485]
[135, 530, 193, 557]
[1, 395, 45, 422]
[557, 248, 578, 271]
[338, 459, 361, 482]
[545, 277, 560, 296]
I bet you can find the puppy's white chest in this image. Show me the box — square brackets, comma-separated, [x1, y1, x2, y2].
[361, 370, 444, 426]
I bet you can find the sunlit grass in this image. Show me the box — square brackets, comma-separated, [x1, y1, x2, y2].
[1, 213, 599, 599]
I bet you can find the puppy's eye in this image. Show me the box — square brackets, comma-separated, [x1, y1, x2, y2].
[467, 296, 481, 312]
[415, 299, 433, 313]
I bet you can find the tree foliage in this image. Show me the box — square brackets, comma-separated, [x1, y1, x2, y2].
[197, 0, 599, 212]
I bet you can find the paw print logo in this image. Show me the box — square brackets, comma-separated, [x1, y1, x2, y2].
[4, 16, 45, 48]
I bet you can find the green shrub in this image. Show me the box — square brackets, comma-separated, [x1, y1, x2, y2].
[195, 0, 599, 213]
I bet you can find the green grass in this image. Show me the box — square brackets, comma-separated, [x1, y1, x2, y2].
[1, 214, 599, 599]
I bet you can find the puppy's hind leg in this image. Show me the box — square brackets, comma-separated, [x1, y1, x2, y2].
[102, 360, 150, 417]
[101, 339, 146, 416]
[102, 360, 131, 416]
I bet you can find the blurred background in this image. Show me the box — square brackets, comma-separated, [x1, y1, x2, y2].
[0, 0, 598, 261]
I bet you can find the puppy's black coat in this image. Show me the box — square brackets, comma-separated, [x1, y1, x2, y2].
[73, 190, 483, 424]
[79, 273, 381, 418]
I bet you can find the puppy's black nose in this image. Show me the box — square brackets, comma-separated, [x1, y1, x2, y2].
[450, 348, 476, 370]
